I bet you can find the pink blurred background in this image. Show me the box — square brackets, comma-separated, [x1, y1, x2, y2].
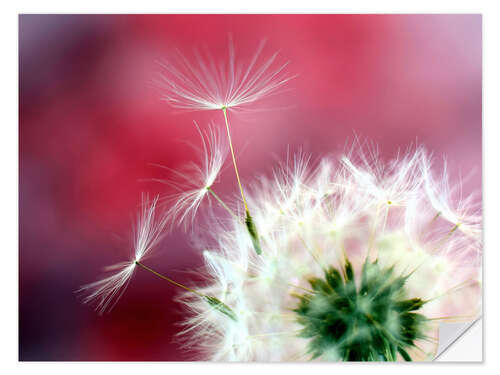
[19, 14, 481, 360]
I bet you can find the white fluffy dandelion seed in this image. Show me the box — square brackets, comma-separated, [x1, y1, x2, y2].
[78, 194, 167, 314]
[421, 156, 482, 241]
[157, 122, 229, 229]
[155, 37, 295, 112]
[177, 146, 482, 361]
[340, 141, 425, 207]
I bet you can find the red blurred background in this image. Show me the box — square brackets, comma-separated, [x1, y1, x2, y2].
[19, 14, 481, 360]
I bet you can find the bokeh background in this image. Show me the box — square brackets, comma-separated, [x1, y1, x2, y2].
[19, 14, 481, 360]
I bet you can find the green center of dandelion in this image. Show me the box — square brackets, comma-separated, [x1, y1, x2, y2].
[294, 258, 428, 361]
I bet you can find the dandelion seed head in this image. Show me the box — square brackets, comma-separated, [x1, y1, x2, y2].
[78, 194, 166, 314]
[421, 156, 482, 241]
[155, 37, 295, 112]
[162, 122, 228, 229]
[178, 145, 481, 361]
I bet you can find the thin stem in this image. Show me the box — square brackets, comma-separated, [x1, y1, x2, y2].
[135, 261, 238, 321]
[247, 330, 302, 339]
[427, 315, 477, 321]
[421, 336, 439, 344]
[425, 277, 478, 303]
[135, 261, 204, 297]
[222, 107, 249, 212]
[430, 211, 442, 224]
[367, 203, 382, 258]
[381, 202, 390, 234]
[207, 186, 239, 220]
[338, 240, 351, 277]
[222, 107, 262, 255]
[287, 351, 310, 362]
[418, 211, 442, 244]
[288, 282, 316, 294]
[249, 311, 296, 318]
[430, 222, 460, 254]
[297, 231, 325, 271]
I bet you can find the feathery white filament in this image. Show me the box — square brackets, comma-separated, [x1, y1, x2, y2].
[133, 194, 169, 261]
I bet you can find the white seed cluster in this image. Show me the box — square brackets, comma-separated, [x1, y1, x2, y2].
[178, 146, 481, 361]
